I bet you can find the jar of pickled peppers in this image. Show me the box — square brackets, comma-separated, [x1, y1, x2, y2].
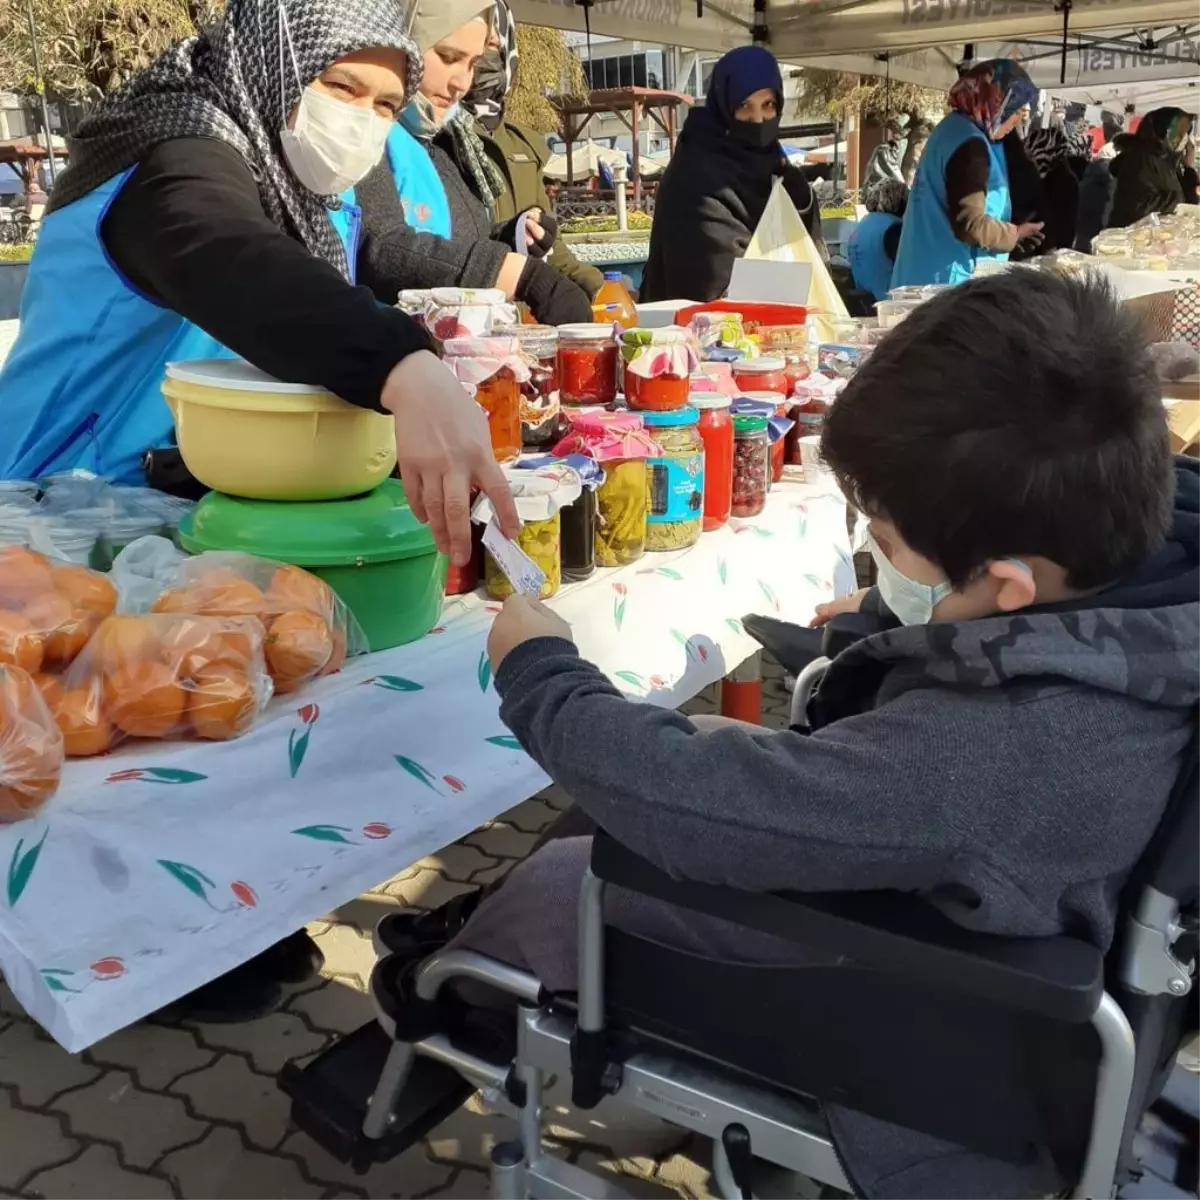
[557, 324, 619, 406]
[689, 393, 733, 531]
[621, 328, 698, 413]
[496, 324, 561, 449]
[442, 337, 531, 465]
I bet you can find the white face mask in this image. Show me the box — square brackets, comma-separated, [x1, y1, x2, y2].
[867, 530, 953, 626]
[280, 85, 393, 196]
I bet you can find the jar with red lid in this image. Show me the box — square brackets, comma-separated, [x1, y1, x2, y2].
[732, 355, 788, 397]
[442, 337, 529, 465]
[732, 415, 769, 518]
[621, 328, 698, 412]
[739, 390, 792, 482]
[690, 393, 733, 531]
[557, 324, 619, 406]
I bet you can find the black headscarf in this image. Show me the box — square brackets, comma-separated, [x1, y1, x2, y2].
[47, 0, 421, 279]
[705, 45, 783, 150]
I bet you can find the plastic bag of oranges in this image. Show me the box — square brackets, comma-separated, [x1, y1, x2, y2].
[58, 614, 272, 754]
[0, 546, 119, 706]
[151, 553, 364, 696]
[0, 664, 65, 821]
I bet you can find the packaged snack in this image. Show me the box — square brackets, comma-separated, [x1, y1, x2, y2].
[60, 614, 271, 751]
[150, 553, 365, 694]
[0, 665, 64, 821]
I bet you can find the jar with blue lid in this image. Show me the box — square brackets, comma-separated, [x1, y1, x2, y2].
[642, 408, 705, 552]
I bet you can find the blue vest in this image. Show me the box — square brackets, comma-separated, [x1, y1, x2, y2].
[847, 211, 902, 301]
[0, 171, 359, 484]
[385, 124, 451, 236]
[891, 113, 1011, 289]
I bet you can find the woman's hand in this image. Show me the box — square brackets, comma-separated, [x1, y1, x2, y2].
[523, 207, 546, 251]
[1014, 220, 1045, 249]
[380, 351, 519, 567]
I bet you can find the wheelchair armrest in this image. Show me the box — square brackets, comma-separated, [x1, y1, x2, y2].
[590, 830, 1104, 1024]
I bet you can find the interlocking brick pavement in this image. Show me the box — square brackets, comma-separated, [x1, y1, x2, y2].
[0, 669, 790, 1197]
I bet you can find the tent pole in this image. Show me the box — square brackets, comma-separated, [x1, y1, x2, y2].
[1059, 0, 1073, 85]
[24, 0, 57, 185]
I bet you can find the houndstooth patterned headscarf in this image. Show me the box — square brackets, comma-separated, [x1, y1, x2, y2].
[47, 0, 422, 279]
[465, 0, 518, 126]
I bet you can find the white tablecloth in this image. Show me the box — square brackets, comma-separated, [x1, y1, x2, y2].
[0, 480, 852, 1051]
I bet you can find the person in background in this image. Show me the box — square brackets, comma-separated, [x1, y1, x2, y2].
[1022, 125, 1081, 252]
[864, 118, 906, 190]
[355, 0, 590, 323]
[465, 0, 605, 300]
[641, 44, 821, 303]
[0, 0, 518, 1021]
[1076, 118, 1121, 250]
[847, 179, 908, 301]
[891, 60, 1043, 287]
[1107, 107, 1199, 229]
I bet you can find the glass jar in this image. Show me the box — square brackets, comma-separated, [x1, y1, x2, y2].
[485, 514, 561, 600]
[443, 337, 526, 464]
[445, 526, 482, 596]
[732, 355, 788, 397]
[739, 391, 789, 483]
[596, 459, 648, 566]
[497, 324, 560, 449]
[475, 369, 522, 464]
[690, 393, 733, 531]
[621, 328, 696, 413]
[643, 409, 704, 552]
[557, 324, 619, 406]
[732, 415, 769, 518]
[561, 486, 597, 581]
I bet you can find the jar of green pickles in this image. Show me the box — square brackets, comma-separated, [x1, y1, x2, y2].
[481, 464, 582, 600]
[642, 408, 704, 552]
[553, 412, 658, 568]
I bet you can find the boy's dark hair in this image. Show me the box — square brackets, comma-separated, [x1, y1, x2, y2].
[821, 272, 1173, 589]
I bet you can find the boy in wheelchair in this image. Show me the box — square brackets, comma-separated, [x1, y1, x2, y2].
[309, 273, 1199, 1196]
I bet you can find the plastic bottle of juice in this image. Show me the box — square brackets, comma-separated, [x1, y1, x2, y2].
[591, 272, 638, 329]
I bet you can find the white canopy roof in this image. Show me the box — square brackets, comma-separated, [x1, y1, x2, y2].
[543, 140, 627, 181]
[511, 0, 1199, 94]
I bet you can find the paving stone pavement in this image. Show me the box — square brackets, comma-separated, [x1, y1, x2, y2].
[0, 668, 795, 1199]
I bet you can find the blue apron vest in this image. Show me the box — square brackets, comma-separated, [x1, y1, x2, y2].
[847, 211, 902, 302]
[891, 113, 1011, 289]
[0, 170, 359, 484]
[384, 124, 451, 235]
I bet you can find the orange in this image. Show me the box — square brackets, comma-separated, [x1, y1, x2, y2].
[266, 565, 334, 618]
[188, 667, 258, 741]
[33, 673, 64, 714]
[105, 661, 186, 739]
[0, 546, 54, 610]
[152, 587, 197, 615]
[0, 665, 63, 813]
[265, 611, 333, 694]
[91, 616, 160, 675]
[160, 617, 262, 679]
[55, 683, 113, 758]
[319, 625, 348, 677]
[24, 592, 93, 668]
[0, 611, 44, 675]
[52, 565, 116, 617]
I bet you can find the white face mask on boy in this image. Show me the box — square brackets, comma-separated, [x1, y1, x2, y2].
[867, 531, 953, 626]
[280, 86, 392, 196]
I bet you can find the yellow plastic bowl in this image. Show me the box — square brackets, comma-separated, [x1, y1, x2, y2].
[162, 359, 397, 501]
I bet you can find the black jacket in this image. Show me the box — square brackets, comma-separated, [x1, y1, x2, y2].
[641, 107, 821, 303]
[102, 137, 432, 414]
[1108, 130, 1200, 229]
[1075, 159, 1116, 251]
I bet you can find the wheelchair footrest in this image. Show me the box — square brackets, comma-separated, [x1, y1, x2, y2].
[280, 1021, 473, 1172]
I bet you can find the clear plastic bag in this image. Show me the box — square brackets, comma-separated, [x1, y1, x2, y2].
[150, 552, 366, 694]
[111, 536, 189, 615]
[59, 614, 273, 753]
[0, 665, 64, 821]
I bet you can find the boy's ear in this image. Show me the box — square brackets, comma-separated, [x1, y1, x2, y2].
[989, 560, 1038, 613]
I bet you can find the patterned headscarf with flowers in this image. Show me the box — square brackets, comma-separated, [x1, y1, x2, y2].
[949, 60, 1037, 138]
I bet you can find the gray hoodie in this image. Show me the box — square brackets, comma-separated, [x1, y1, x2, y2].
[456, 462, 1200, 1196]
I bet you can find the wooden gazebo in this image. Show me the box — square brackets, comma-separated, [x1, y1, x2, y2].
[0, 138, 65, 195]
[550, 87, 692, 205]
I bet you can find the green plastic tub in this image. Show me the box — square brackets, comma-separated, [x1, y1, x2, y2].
[179, 480, 447, 652]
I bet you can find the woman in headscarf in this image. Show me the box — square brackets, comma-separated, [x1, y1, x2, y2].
[1022, 125, 1081, 252]
[1107, 107, 1199, 229]
[463, 0, 604, 299]
[641, 44, 821, 304]
[0, 0, 518, 568]
[359, 1, 591, 322]
[891, 60, 1044, 287]
[847, 179, 909, 301]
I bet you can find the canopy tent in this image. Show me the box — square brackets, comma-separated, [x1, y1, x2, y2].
[511, 0, 1199, 97]
[543, 139, 628, 181]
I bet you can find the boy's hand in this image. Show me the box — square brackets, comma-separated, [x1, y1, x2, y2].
[488, 595, 574, 673]
[810, 588, 868, 628]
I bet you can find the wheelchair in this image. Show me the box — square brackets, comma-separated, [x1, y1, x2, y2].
[282, 619, 1198, 1199]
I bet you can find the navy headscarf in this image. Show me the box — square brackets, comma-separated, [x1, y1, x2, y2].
[706, 45, 783, 130]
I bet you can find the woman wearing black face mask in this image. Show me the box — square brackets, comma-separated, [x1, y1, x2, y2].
[642, 45, 822, 303]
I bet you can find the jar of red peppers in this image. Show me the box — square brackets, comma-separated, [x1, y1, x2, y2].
[732, 355, 788, 397]
[496, 324, 560, 449]
[732, 414, 770, 518]
[621, 328, 698, 412]
[442, 337, 530, 465]
[557, 324, 619, 406]
[689, 392, 733, 531]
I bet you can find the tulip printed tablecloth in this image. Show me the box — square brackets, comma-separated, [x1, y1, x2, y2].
[0, 479, 852, 1052]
